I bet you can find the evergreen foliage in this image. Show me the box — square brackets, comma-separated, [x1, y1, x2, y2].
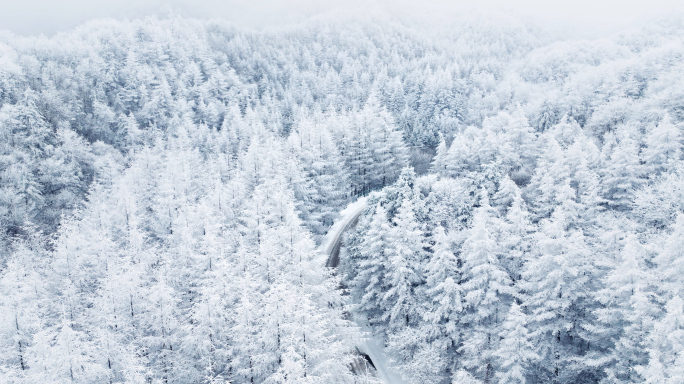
[2, 14, 684, 384]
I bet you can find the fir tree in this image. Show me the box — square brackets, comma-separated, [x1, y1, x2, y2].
[494, 303, 538, 384]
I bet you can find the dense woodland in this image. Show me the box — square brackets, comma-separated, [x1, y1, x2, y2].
[1, 13, 684, 384]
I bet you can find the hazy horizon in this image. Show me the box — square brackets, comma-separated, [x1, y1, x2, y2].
[2, 0, 684, 38]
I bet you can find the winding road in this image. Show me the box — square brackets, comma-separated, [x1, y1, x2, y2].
[321, 197, 408, 384]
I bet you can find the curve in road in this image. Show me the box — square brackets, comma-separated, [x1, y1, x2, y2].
[323, 198, 368, 268]
[321, 197, 408, 384]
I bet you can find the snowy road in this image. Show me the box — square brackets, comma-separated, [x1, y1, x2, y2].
[322, 198, 409, 384]
[323, 197, 368, 268]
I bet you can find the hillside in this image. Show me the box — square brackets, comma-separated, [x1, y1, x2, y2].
[1, 15, 684, 383]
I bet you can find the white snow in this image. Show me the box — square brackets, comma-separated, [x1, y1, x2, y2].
[322, 196, 409, 384]
[321, 196, 368, 258]
[352, 312, 410, 384]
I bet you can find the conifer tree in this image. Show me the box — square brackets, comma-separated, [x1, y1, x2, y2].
[459, 194, 513, 383]
[494, 303, 538, 384]
[27, 316, 110, 384]
[423, 225, 463, 335]
[591, 234, 657, 383]
[601, 136, 643, 211]
[654, 213, 684, 296]
[431, 133, 449, 175]
[353, 204, 393, 324]
[521, 207, 598, 383]
[643, 114, 682, 175]
[383, 195, 426, 329]
[639, 296, 684, 383]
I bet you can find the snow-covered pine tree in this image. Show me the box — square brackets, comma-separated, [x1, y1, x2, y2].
[351, 204, 393, 326]
[382, 192, 427, 330]
[494, 302, 538, 384]
[643, 113, 682, 176]
[590, 234, 657, 383]
[601, 135, 643, 211]
[431, 133, 449, 176]
[419, 225, 463, 381]
[639, 296, 684, 383]
[458, 193, 513, 383]
[654, 213, 684, 296]
[521, 205, 599, 383]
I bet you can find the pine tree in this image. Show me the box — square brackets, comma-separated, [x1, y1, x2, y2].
[230, 275, 264, 384]
[521, 208, 598, 384]
[525, 135, 569, 220]
[549, 114, 581, 148]
[138, 273, 180, 384]
[287, 118, 350, 238]
[639, 296, 684, 383]
[498, 185, 532, 282]
[382, 195, 426, 330]
[116, 112, 142, 151]
[654, 213, 684, 296]
[453, 369, 484, 384]
[423, 225, 463, 333]
[534, 100, 557, 132]
[633, 163, 684, 229]
[500, 108, 538, 184]
[494, 303, 538, 384]
[0, 247, 42, 373]
[27, 314, 110, 383]
[340, 97, 409, 195]
[565, 135, 605, 227]
[444, 128, 480, 178]
[458, 195, 513, 383]
[643, 113, 682, 175]
[431, 133, 449, 175]
[601, 136, 643, 211]
[353, 204, 393, 324]
[591, 234, 657, 383]
[420, 225, 463, 382]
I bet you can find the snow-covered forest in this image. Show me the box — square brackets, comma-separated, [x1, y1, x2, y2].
[1, 12, 684, 384]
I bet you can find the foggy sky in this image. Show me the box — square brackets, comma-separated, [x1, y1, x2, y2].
[1, 0, 683, 37]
